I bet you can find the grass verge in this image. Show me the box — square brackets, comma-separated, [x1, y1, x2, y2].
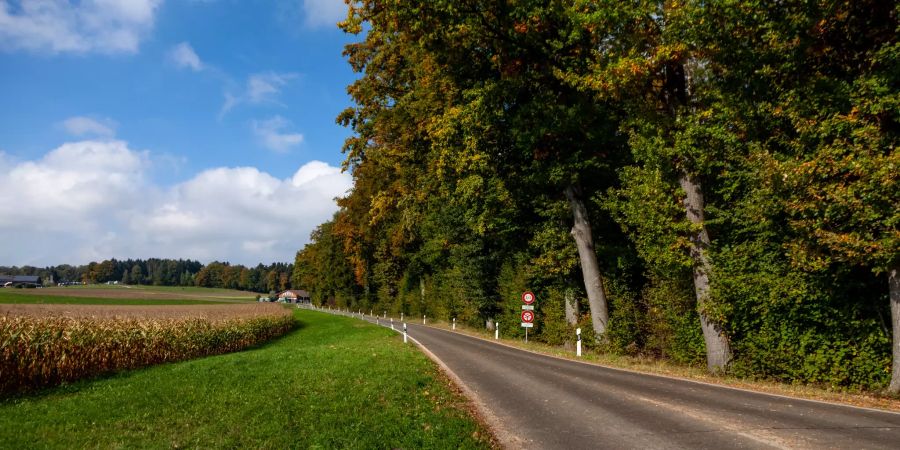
[0, 309, 495, 449]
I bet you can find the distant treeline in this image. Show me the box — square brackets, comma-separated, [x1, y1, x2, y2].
[1, 259, 294, 293]
[294, 2, 898, 393]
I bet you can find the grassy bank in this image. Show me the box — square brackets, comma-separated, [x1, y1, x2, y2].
[0, 309, 493, 449]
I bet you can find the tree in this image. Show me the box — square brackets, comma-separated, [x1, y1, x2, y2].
[130, 265, 142, 285]
[339, 0, 626, 337]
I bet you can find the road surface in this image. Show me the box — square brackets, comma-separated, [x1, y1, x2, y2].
[329, 310, 900, 449]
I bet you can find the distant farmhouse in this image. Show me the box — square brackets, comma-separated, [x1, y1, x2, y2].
[0, 275, 42, 287]
[277, 289, 311, 304]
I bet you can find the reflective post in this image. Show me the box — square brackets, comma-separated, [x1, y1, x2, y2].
[576, 328, 582, 357]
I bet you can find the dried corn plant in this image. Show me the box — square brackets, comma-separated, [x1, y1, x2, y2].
[0, 304, 294, 395]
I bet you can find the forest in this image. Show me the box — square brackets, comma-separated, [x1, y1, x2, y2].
[292, 1, 898, 392]
[1, 259, 295, 294]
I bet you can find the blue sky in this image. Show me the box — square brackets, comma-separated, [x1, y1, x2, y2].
[0, 0, 359, 266]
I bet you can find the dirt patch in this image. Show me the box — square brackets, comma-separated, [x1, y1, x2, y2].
[0, 303, 289, 320]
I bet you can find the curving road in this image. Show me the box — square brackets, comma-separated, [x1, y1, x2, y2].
[387, 319, 900, 450]
[319, 309, 900, 449]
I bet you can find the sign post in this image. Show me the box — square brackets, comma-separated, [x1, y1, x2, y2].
[521, 291, 536, 343]
[522, 310, 535, 343]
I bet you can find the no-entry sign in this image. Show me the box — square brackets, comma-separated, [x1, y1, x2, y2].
[521, 310, 535, 323]
[522, 291, 535, 305]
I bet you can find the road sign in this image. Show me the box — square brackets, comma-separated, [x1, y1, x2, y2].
[522, 310, 534, 323]
[522, 291, 535, 305]
[522, 304, 534, 311]
[521, 323, 534, 328]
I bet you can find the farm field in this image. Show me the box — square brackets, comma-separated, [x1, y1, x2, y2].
[1, 303, 294, 394]
[0, 285, 261, 305]
[0, 309, 493, 449]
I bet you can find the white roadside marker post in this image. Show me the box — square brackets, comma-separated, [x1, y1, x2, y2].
[391, 318, 394, 330]
[576, 328, 582, 357]
[452, 318, 456, 330]
[495, 322, 499, 340]
[403, 323, 408, 343]
[401, 312, 404, 321]
[423, 315, 426, 325]
[383, 311, 386, 318]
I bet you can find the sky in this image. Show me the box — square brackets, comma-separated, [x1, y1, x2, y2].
[0, 0, 360, 267]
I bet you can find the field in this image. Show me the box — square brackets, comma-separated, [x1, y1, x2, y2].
[0, 284, 261, 305]
[1, 303, 294, 394]
[0, 303, 283, 319]
[0, 309, 494, 449]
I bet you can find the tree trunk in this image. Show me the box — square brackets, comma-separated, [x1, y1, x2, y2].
[565, 185, 609, 337]
[564, 288, 579, 326]
[889, 266, 900, 394]
[679, 173, 732, 373]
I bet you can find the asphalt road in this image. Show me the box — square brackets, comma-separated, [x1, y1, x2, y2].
[373, 319, 900, 450]
[323, 309, 900, 449]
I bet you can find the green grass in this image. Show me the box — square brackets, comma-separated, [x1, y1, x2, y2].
[0, 291, 228, 305]
[0, 309, 494, 449]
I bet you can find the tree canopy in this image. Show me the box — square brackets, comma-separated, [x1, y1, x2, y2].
[294, 0, 898, 392]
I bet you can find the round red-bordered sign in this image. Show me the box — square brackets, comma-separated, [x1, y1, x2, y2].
[522, 291, 535, 305]
[521, 310, 535, 323]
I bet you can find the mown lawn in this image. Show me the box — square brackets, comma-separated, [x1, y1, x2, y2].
[0, 290, 228, 305]
[0, 309, 494, 449]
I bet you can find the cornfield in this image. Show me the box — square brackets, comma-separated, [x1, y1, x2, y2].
[0, 304, 294, 395]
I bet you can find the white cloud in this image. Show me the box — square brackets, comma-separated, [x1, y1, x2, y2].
[0, 0, 163, 54]
[61, 116, 116, 137]
[252, 116, 304, 153]
[0, 140, 148, 231]
[168, 42, 203, 71]
[247, 72, 295, 103]
[0, 140, 350, 266]
[219, 71, 298, 117]
[302, 0, 346, 28]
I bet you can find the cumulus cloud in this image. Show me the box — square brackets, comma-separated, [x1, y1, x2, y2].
[0, 140, 148, 232]
[0, 140, 351, 266]
[301, 0, 346, 28]
[0, 0, 163, 54]
[61, 116, 116, 137]
[252, 115, 303, 153]
[168, 41, 203, 71]
[219, 71, 297, 117]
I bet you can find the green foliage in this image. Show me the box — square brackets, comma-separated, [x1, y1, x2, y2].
[285, 0, 900, 392]
[536, 287, 572, 346]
